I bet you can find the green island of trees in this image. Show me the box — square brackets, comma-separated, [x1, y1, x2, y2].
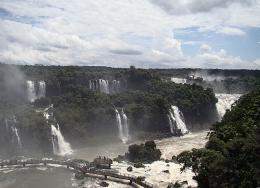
[117, 140, 161, 164]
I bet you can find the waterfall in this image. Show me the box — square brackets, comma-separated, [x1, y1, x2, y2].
[99, 79, 109, 94]
[43, 105, 73, 156]
[215, 93, 241, 120]
[121, 109, 130, 141]
[26, 80, 37, 102]
[168, 106, 189, 135]
[11, 127, 22, 149]
[38, 81, 46, 98]
[89, 80, 93, 90]
[51, 124, 73, 156]
[171, 77, 187, 84]
[4, 115, 22, 149]
[89, 79, 120, 94]
[115, 109, 124, 141]
[26, 80, 46, 102]
[168, 114, 175, 134]
[115, 108, 130, 143]
[111, 80, 120, 94]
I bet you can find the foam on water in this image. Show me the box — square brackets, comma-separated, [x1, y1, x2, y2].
[215, 93, 241, 120]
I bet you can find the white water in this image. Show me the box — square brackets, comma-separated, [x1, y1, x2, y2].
[111, 80, 120, 94]
[89, 80, 93, 90]
[11, 127, 22, 149]
[111, 131, 209, 188]
[115, 108, 130, 143]
[121, 109, 130, 142]
[168, 114, 175, 134]
[26, 80, 37, 102]
[42, 105, 73, 156]
[51, 124, 73, 156]
[38, 81, 46, 98]
[171, 77, 187, 84]
[26, 80, 46, 102]
[89, 79, 109, 93]
[4, 115, 22, 149]
[89, 79, 120, 94]
[168, 106, 189, 135]
[115, 109, 124, 142]
[215, 93, 241, 120]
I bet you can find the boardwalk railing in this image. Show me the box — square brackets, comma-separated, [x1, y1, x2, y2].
[0, 158, 153, 188]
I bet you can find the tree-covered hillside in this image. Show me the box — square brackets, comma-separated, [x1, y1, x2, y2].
[177, 89, 260, 187]
[6, 63, 260, 156]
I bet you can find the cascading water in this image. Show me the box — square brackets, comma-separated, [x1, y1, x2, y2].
[168, 114, 175, 134]
[11, 127, 22, 149]
[215, 93, 241, 120]
[89, 79, 120, 94]
[115, 109, 124, 141]
[27, 80, 46, 102]
[115, 108, 130, 143]
[99, 79, 109, 94]
[38, 81, 46, 98]
[51, 124, 73, 156]
[121, 109, 130, 141]
[43, 105, 73, 156]
[168, 106, 189, 135]
[111, 80, 120, 94]
[4, 115, 22, 149]
[27, 80, 37, 102]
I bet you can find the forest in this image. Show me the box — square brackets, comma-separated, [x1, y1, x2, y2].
[177, 89, 260, 187]
[0, 63, 259, 156]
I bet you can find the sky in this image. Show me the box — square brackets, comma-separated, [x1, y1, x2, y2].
[0, 0, 260, 69]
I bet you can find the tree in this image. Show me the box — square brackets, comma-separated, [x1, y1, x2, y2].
[177, 89, 260, 188]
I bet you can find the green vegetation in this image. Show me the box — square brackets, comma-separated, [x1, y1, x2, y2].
[4, 63, 259, 156]
[126, 141, 161, 163]
[32, 65, 218, 141]
[177, 89, 260, 187]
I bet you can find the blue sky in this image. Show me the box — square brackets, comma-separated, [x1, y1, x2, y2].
[177, 27, 260, 61]
[0, 0, 260, 69]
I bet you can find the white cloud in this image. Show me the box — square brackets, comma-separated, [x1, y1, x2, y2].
[254, 59, 260, 66]
[185, 44, 260, 69]
[149, 0, 255, 14]
[0, 0, 259, 69]
[216, 27, 246, 36]
[200, 44, 213, 53]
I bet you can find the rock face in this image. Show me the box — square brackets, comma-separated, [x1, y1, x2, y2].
[127, 166, 133, 172]
[75, 172, 85, 180]
[100, 181, 109, 187]
[162, 170, 170, 174]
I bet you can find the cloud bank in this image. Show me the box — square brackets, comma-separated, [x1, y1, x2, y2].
[0, 0, 259, 69]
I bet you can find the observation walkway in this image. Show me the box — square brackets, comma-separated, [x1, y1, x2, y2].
[0, 158, 153, 188]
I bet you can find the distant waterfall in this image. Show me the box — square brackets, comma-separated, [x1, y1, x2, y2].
[215, 93, 241, 120]
[27, 80, 37, 102]
[5, 115, 22, 149]
[111, 80, 121, 94]
[115, 109, 124, 141]
[170, 77, 187, 84]
[115, 108, 130, 143]
[38, 81, 46, 98]
[89, 79, 120, 94]
[26, 80, 46, 102]
[99, 79, 109, 94]
[43, 105, 73, 156]
[168, 106, 189, 135]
